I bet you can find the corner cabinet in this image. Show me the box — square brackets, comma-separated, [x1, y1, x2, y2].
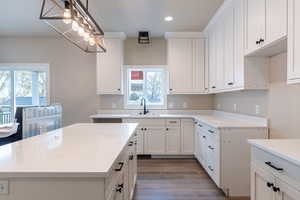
[287, 0, 300, 84]
[165, 33, 207, 94]
[97, 33, 126, 95]
[205, 0, 269, 94]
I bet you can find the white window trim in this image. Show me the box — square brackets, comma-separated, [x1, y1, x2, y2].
[124, 65, 167, 110]
[0, 63, 50, 106]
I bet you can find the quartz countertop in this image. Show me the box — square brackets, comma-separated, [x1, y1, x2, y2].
[90, 111, 268, 129]
[0, 123, 138, 178]
[248, 139, 300, 167]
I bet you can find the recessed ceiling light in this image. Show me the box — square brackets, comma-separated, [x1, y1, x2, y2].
[165, 16, 173, 22]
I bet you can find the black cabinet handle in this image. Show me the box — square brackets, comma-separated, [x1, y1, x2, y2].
[273, 186, 280, 192]
[208, 145, 214, 150]
[256, 40, 260, 44]
[166, 128, 169, 131]
[266, 182, 274, 188]
[169, 89, 173, 91]
[116, 186, 123, 193]
[198, 124, 203, 127]
[144, 128, 147, 131]
[265, 162, 283, 171]
[117, 88, 121, 91]
[259, 38, 265, 43]
[129, 155, 134, 160]
[128, 141, 133, 146]
[202, 136, 206, 139]
[227, 82, 234, 86]
[208, 130, 214, 134]
[194, 122, 198, 125]
[118, 184, 124, 188]
[141, 128, 144, 131]
[115, 162, 124, 171]
[212, 86, 216, 89]
[208, 165, 214, 171]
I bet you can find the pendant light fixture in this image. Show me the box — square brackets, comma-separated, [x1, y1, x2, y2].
[40, 0, 106, 53]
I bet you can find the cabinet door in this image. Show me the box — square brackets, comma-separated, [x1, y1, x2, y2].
[194, 123, 200, 160]
[246, 0, 266, 53]
[251, 164, 276, 200]
[223, 3, 235, 89]
[276, 178, 300, 200]
[97, 38, 123, 94]
[199, 129, 207, 168]
[136, 129, 144, 155]
[287, 0, 300, 83]
[128, 150, 137, 200]
[181, 120, 195, 155]
[215, 19, 225, 91]
[168, 39, 193, 94]
[208, 29, 218, 92]
[266, 0, 287, 44]
[193, 39, 206, 93]
[165, 127, 181, 154]
[144, 127, 165, 154]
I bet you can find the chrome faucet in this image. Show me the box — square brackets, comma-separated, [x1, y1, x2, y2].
[140, 98, 149, 115]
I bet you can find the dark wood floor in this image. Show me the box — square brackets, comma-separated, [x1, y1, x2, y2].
[133, 158, 225, 200]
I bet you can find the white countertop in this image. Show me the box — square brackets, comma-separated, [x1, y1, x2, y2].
[248, 139, 300, 167]
[90, 111, 268, 128]
[0, 123, 138, 178]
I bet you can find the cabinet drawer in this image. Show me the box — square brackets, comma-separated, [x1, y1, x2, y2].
[252, 147, 300, 184]
[166, 119, 181, 127]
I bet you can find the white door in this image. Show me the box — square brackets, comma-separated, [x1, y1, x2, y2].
[223, 3, 235, 89]
[287, 0, 300, 83]
[246, 0, 266, 53]
[193, 39, 206, 93]
[251, 165, 276, 200]
[276, 178, 300, 200]
[181, 120, 195, 155]
[136, 129, 144, 155]
[165, 127, 181, 154]
[144, 127, 165, 154]
[167, 38, 193, 94]
[266, 0, 287, 44]
[97, 38, 123, 94]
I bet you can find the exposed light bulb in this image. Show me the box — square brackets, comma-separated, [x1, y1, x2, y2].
[63, 9, 71, 24]
[72, 20, 79, 31]
[78, 26, 85, 36]
[84, 32, 90, 41]
[89, 38, 95, 46]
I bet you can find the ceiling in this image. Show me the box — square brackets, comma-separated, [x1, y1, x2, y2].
[0, 0, 224, 37]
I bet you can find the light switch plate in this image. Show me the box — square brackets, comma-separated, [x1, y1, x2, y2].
[0, 180, 9, 195]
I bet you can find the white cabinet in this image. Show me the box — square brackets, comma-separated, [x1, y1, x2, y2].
[181, 119, 195, 155]
[144, 127, 166, 155]
[250, 146, 300, 200]
[97, 33, 126, 94]
[165, 33, 207, 94]
[245, 0, 287, 55]
[287, 0, 300, 84]
[205, 0, 269, 93]
[136, 128, 144, 154]
[165, 127, 181, 154]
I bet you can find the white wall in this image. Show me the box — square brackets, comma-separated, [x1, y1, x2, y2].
[0, 37, 98, 126]
[215, 53, 300, 139]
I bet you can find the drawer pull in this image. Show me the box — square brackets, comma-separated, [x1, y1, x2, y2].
[128, 141, 134, 146]
[169, 121, 177, 124]
[208, 165, 214, 171]
[198, 124, 203, 127]
[117, 183, 124, 188]
[115, 162, 124, 171]
[129, 155, 134, 160]
[273, 186, 280, 192]
[116, 186, 123, 193]
[208, 145, 214, 150]
[208, 130, 214, 134]
[266, 182, 274, 188]
[202, 136, 206, 139]
[194, 121, 198, 125]
[166, 128, 169, 131]
[265, 162, 283, 171]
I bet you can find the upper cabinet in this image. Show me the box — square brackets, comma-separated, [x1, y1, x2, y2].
[205, 0, 269, 93]
[287, 0, 300, 84]
[97, 32, 126, 95]
[245, 0, 287, 56]
[165, 33, 207, 94]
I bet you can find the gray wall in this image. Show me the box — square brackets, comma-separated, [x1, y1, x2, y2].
[0, 37, 98, 126]
[99, 37, 214, 110]
[215, 53, 300, 139]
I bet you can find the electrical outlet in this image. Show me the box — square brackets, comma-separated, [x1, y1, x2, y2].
[256, 105, 261, 115]
[0, 180, 9, 194]
[233, 104, 237, 112]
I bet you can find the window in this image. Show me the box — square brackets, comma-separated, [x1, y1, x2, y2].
[0, 64, 49, 125]
[125, 67, 166, 109]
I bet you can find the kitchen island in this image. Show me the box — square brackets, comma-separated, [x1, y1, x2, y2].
[0, 123, 138, 200]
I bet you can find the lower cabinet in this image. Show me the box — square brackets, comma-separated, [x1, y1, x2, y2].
[165, 127, 181, 154]
[250, 146, 300, 200]
[144, 127, 166, 154]
[136, 129, 144, 155]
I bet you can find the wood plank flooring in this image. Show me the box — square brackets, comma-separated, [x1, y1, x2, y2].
[133, 158, 225, 200]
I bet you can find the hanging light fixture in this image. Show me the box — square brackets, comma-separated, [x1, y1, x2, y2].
[40, 0, 106, 53]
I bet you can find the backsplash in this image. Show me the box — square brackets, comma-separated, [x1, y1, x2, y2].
[98, 94, 214, 110]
